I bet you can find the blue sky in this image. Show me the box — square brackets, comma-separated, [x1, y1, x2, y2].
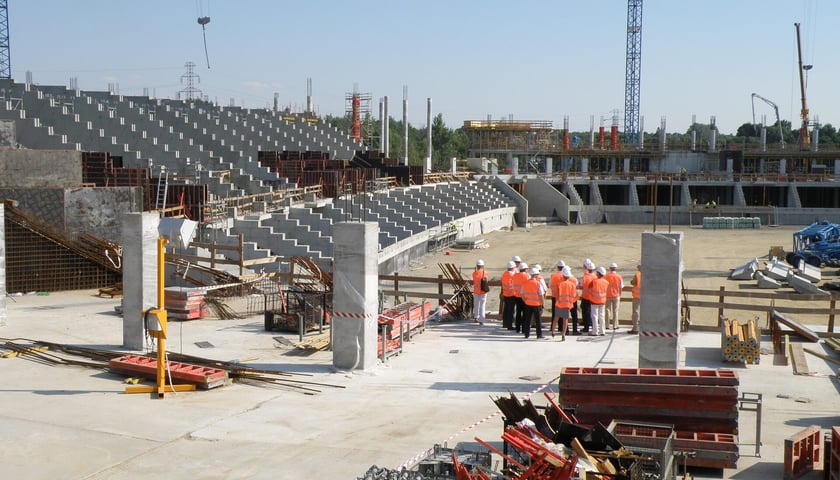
[9, 0, 835, 135]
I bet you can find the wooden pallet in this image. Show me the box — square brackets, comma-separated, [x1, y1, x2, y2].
[295, 332, 331, 351]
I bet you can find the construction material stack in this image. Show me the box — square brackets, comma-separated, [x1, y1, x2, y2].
[164, 287, 209, 320]
[558, 367, 740, 469]
[721, 318, 761, 364]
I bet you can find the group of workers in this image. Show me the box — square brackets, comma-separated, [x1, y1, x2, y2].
[471, 256, 642, 341]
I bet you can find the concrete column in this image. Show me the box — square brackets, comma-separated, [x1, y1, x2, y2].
[835, 160, 840, 180]
[511, 156, 519, 176]
[639, 232, 683, 368]
[451, 157, 457, 174]
[623, 158, 630, 174]
[121, 212, 160, 350]
[545, 157, 553, 175]
[779, 159, 787, 175]
[332, 222, 379, 370]
[581, 157, 589, 176]
[0, 204, 5, 327]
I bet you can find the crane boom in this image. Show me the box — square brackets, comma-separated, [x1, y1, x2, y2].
[751, 93, 785, 149]
[795, 22, 811, 149]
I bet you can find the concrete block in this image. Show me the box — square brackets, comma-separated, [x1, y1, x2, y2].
[796, 260, 822, 284]
[729, 258, 758, 280]
[786, 271, 829, 295]
[639, 232, 683, 369]
[333, 222, 379, 371]
[755, 271, 782, 289]
[765, 261, 793, 281]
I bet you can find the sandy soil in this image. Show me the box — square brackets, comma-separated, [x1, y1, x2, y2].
[389, 223, 835, 327]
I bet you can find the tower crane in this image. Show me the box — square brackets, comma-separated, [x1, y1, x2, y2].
[795, 22, 811, 150]
[751, 93, 785, 149]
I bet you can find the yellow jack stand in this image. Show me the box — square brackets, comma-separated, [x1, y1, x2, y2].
[125, 237, 196, 398]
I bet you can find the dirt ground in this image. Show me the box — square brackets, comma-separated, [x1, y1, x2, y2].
[391, 223, 833, 328]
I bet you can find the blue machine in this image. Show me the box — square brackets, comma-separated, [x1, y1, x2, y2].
[786, 221, 840, 267]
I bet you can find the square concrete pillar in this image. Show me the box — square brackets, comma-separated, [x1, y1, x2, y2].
[121, 212, 160, 350]
[623, 158, 630, 173]
[332, 222, 379, 370]
[639, 231, 683, 368]
[510, 156, 518, 176]
[545, 157, 553, 175]
[0, 204, 5, 327]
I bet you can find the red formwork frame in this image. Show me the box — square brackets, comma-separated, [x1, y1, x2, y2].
[783, 425, 821, 480]
[829, 427, 840, 480]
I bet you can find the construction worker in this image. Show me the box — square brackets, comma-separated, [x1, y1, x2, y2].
[579, 259, 595, 334]
[549, 260, 565, 327]
[590, 266, 609, 336]
[567, 265, 580, 335]
[513, 262, 529, 333]
[551, 266, 575, 341]
[534, 264, 549, 299]
[521, 266, 546, 339]
[605, 262, 624, 330]
[472, 259, 488, 325]
[501, 260, 517, 329]
[629, 260, 642, 334]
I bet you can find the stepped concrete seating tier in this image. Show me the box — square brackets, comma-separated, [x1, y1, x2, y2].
[261, 210, 334, 259]
[230, 214, 323, 262]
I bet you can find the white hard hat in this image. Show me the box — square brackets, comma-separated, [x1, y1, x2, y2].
[585, 260, 595, 270]
[583, 258, 591, 267]
[609, 262, 618, 269]
[535, 264, 542, 272]
[637, 260, 642, 266]
[556, 260, 566, 268]
[561, 266, 571, 277]
[528, 267, 539, 276]
[519, 262, 529, 270]
[507, 260, 516, 269]
[512, 255, 521, 262]
[476, 259, 485, 266]
[596, 266, 607, 276]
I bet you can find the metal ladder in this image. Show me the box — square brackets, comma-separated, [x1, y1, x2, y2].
[155, 169, 168, 211]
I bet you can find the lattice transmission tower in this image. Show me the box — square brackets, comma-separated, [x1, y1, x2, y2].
[0, 0, 10, 79]
[624, 0, 643, 145]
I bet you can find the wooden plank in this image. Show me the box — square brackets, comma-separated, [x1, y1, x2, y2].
[790, 343, 812, 375]
[804, 347, 840, 366]
[683, 288, 830, 301]
[772, 310, 820, 343]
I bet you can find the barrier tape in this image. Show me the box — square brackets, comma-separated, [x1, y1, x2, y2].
[396, 375, 559, 471]
[331, 311, 377, 319]
[639, 331, 680, 338]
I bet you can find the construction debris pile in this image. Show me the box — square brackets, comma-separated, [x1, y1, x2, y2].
[729, 257, 827, 294]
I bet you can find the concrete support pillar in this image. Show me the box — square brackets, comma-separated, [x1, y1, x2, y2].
[332, 222, 379, 370]
[0, 204, 5, 327]
[506, 152, 514, 174]
[545, 157, 553, 175]
[121, 212, 160, 350]
[511, 156, 519, 176]
[623, 158, 630, 174]
[639, 232, 683, 369]
[581, 157, 589, 176]
[780, 159, 787, 175]
[450, 157, 457, 175]
[835, 160, 840, 180]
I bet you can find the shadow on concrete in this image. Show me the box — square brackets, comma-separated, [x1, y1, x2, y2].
[430, 381, 545, 393]
[785, 415, 840, 430]
[683, 269, 729, 279]
[684, 346, 733, 369]
[245, 362, 336, 375]
[728, 461, 783, 479]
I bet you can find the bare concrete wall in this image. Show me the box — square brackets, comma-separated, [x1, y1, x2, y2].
[0, 120, 15, 148]
[0, 150, 83, 187]
[0, 187, 142, 242]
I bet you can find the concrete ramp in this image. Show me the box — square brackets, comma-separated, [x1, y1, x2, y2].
[755, 271, 782, 289]
[786, 271, 830, 295]
[765, 260, 792, 281]
[796, 259, 822, 283]
[729, 258, 759, 280]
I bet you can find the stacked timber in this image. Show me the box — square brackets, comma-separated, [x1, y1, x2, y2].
[164, 287, 209, 320]
[721, 318, 761, 364]
[558, 366, 740, 469]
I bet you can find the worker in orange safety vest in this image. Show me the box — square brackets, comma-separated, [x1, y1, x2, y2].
[500, 260, 517, 329]
[472, 259, 488, 325]
[513, 262, 529, 333]
[589, 266, 609, 336]
[521, 267, 546, 339]
[551, 266, 576, 341]
[629, 260, 642, 334]
[579, 259, 596, 334]
[604, 262, 624, 330]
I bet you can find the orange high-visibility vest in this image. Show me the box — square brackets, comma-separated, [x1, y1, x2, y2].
[472, 268, 487, 294]
[550, 271, 564, 299]
[522, 279, 543, 306]
[631, 271, 641, 299]
[581, 271, 595, 301]
[513, 271, 528, 297]
[554, 279, 576, 309]
[501, 270, 516, 297]
[605, 272, 623, 299]
[590, 277, 609, 305]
